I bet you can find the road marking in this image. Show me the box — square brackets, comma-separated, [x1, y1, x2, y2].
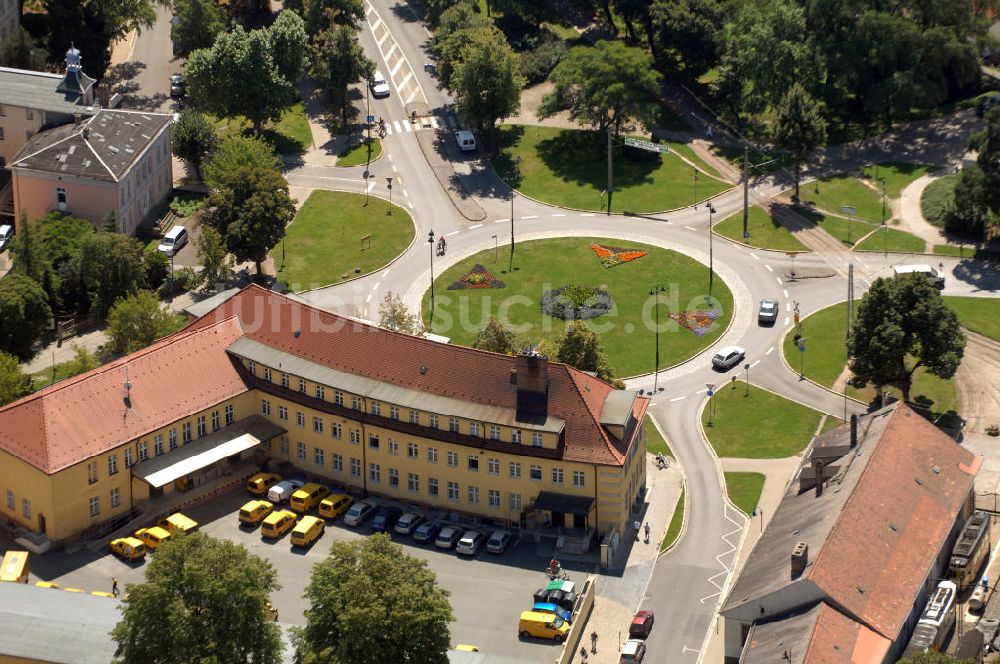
[366, 293, 372, 303]
[446, 230, 459, 237]
[381, 269, 390, 278]
[392, 164, 398, 173]
[750, 360, 760, 368]
[407, 202, 413, 210]
[470, 223, 483, 229]
[402, 188, 409, 198]
[580, 213, 595, 217]
[371, 18, 382, 30]
[783, 289, 789, 298]
[552, 213, 566, 217]
[387, 154, 393, 161]
[699, 591, 721, 604]
[682, 646, 701, 654]
[372, 281, 380, 291]
[404, 88, 420, 104]
[495, 218, 509, 223]
[765, 346, 774, 355]
[750, 252, 760, 261]
[366, 181, 375, 193]
[764, 264, 773, 272]
[695, 388, 708, 394]
[776, 276, 783, 285]
[785, 302, 791, 311]
[784, 316, 790, 325]
[520, 215, 538, 220]
[403, 120, 413, 133]
[397, 70, 414, 93]
[684, 225, 697, 231]
[670, 396, 686, 402]
[392, 120, 402, 133]
[375, 31, 389, 48]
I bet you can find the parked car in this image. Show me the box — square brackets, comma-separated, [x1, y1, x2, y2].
[486, 529, 513, 554]
[134, 526, 172, 551]
[267, 479, 305, 504]
[247, 472, 282, 495]
[518, 611, 569, 642]
[629, 610, 655, 638]
[455, 130, 476, 152]
[711, 345, 746, 370]
[394, 512, 423, 535]
[158, 512, 198, 535]
[0, 224, 13, 252]
[455, 530, 485, 555]
[370, 70, 390, 98]
[371, 506, 403, 533]
[413, 521, 441, 544]
[532, 602, 572, 623]
[343, 499, 377, 527]
[289, 483, 331, 513]
[758, 299, 779, 325]
[261, 509, 297, 539]
[434, 525, 462, 549]
[157, 225, 188, 257]
[239, 500, 274, 526]
[291, 515, 325, 548]
[318, 493, 353, 520]
[620, 639, 647, 663]
[110, 537, 146, 562]
[170, 73, 185, 98]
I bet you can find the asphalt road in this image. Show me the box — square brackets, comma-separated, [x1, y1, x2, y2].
[110, 4, 182, 113]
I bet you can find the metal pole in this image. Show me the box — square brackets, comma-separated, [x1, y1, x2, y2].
[650, 285, 664, 393]
[708, 205, 715, 300]
[387, 177, 393, 215]
[428, 230, 435, 321]
[365, 85, 372, 171]
[742, 145, 750, 239]
[880, 178, 887, 257]
[492, 234, 498, 262]
[509, 191, 514, 272]
[606, 129, 613, 215]
[744, 363, 750, 397]
[693, 167, 698, 209]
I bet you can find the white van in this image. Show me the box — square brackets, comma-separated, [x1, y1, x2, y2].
[893, 264, 944, 289]
[267, 479, 305, 504]
[455, 130, 476, 152]
[0, 224, 13, 252]
[157, 225, 188, 257]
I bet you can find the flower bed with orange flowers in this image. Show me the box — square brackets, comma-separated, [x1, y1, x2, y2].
[446, 264, 506, 290]
[590, 243, 648, 268]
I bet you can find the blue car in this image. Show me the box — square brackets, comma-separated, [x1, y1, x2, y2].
[532, 602, 572, 623]
[371, 507, 402, 533]
[413, 521, 441, 544]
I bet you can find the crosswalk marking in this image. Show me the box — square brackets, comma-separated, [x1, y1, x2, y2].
[392, 120, 403, 134]
[375, 115, 460, 138]
[403, 120, 413, 133]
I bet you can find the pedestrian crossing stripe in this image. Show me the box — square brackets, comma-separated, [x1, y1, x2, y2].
[378, 116, 460, 136]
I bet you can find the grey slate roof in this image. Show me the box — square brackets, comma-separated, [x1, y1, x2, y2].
[0, 66, 96, 115]
[10, 109, 172, 182]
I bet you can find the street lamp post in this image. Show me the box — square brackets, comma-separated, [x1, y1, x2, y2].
[649, 284, 666, 393]
[509, 156, 520, 273]
[708, 202, 716, 301]
[879, 177, 887, 257]
[744, 362, 750, 397]
[387, 177, 394, 215]
[693, 167, 699, 209]
[365, 84, 372, 171]
[492, 234, 498, 262]
[428, 230, 436, 322]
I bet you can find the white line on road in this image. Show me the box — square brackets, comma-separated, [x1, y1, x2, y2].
[552, 213, 566, 217]
[405, 88, 419, 104]
[495, 218, 509, 223]
[786, 302, 791, 312]
[430, 117, 439, 128]
[695, 388, 708, 394]
[407, 202, 413, 210]
[699, 592, 721, 604]
[764, 264, 773, 272]
[387, 154, 393, 161]
[397, 70, 414, 94]
[402, 188, 409, 198]
[365, 294, 372, 303]
[750, 252, 760, 261]
[403, 120, 413, 133]
[392, 164, 398, 173]
[381, 269, 390, 278]
[520, 215, 538, 220]
[366, 181, 375, 193]
[784, 316, 790, 325]
[682, 646, 701, 654]
[375, 32, 388, 48]
[446, 231, 460, 237]
[371, 18, 382, 31]
[392, 120, 402, 133]
[580, 213, 595, 217]
[783, 289, 789, 298]
[750, 360, 760, 368]
[470, 224, 483, 229]
[776, 276, 783, 285]
[765, 346, 774, 355]
[670, 396, 686, 402]
[684, 225, 697, 231]
[372, 281, 380, 291]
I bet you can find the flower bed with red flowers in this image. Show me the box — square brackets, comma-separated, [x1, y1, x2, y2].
[669, 308, 721, 336]
[446, 264, 506, 290]
[591, 244, 648, 268]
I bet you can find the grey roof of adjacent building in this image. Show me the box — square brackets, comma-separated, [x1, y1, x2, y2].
[740, 604, 821, 664]
[183, 287, 243, 319]
[599, 389, 638, 427]
[0, 66, 97, 116]
[227, 336, 567, 434]
[10, 109, 172, 182]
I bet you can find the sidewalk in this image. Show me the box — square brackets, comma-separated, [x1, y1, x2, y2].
[898, 173, 948, 247]
[571, 455, 682, 663]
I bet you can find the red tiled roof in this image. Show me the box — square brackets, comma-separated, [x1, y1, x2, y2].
[804, 604, 891, 664]
[808, 405, 981, 641]
[0, 317, 247, 474]
[192, 286, 636, 465]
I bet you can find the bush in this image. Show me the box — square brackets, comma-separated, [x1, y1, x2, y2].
[518, 38, 567, 86]
[159, 267, 202, 297]
[144, 249, 170, 290]
[169, 192, 206, 218]
[541, 284, 613, 320]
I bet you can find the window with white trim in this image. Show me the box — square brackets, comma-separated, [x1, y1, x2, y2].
[281, 373, 289, 388]
[296, 412, 305, 428]
[124, 448, 134, 468]
[197, 415, 206, 437]
[532, 432, 543, 447]
[388, 439, 398, 455]
[448, 481, 459, 500]
[297, 442, 306, 460]
[371, 401, 381, 416]
[408, 473, 419, 492]
[490, 424, 501, 440]
[350, 458, 361, 477]
[468, 455, 479, 471]
[429, 414, 439, 428]
[368, 434, 380, 450]
[427, 447, 438, 463]
[264, 367, 272, 382]
[87, 461, 98, 484]
[488, 489, 500, 508]
[183, 422, 192, 443]
[447, 451, 458, 467]
[169, 429, 177, 450]
[110, 487, 121, 508]
[512, 429, 522, 444]
[211, 410, 220, 432]
[153, 434, 164, 456]
[108, 454, 118, 476]
[573, 471, 585, 487]
[331, 422, 342, 439]
[509, 492, 521, 513]
[278, 406, 288, 421]
[316, 385, 325, 400]
[407, 442, 418, 458]
[449, 417, 459, 432]
[428, 477, 439, 496]
[138, 441, 149, 462]
[225, 404, 234, 425]
[314, 448, 325, 466]
[469, 422, 480, 437]
[552, 468, 564, 485]
[333, 454, 343, 473]
[409, 410, 419, 424]
[313, 417, 324, 434]
[487, 458, 500, 475]
[370, 463, 381, 483]
[89, 496, 100, 517]
[350, 429, 360, 445]
[262, 399, 271, 416]
[22, 498, 30, 519]
[390, 406, 399, 420]
[247, 360, 256, 375]
[299, 378, 307, 393]
[530, 465, 542, 481]
[509, 461, 521, 479]
[468, 486, 479, 504]
[352, 396, 362, 410]
[389, 468, 399, 487]
[334, 390, 344, 406]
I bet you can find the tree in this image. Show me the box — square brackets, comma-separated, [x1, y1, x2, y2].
[286, 0, 366, 35]
[64, 345, 100, 378]
[310, 25, 374, 128]
[472, 317, 519, 354]
[0, 352, 31, 407]
[435, 24, 500, 94]
[294, 533, 452, 664]
[77, 232, 147, 318]
[649, 0, 723, 81]
[898, 653, 974, 664]
[847, 275, 965, 403]
[555, 321, 620, 386]
[539, 41, 662, 139]
[205, 134, 281, 191]
[452, 29, 523, 151]
[268, 9, 311, 86]
[378, 291, 420, 334]
[772, 83, 827, 199]
[107, 290, 182, 354]
[170, 0, 225, 56]
[10, 212, 48, 285]
[424, 0, 476, 26]
[171, 109, 218, 182]
[196, 226, 234, 291]
[143, 249, 170, 290]
[0, 27, 49, 70]
[111, 533, 283, 664]
[0, 274, 53, 359]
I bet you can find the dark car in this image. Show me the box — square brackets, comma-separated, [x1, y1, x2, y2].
[370, 506, 402, 533]
[413, 521, 441, 544]
[757, 299, 779, 325]
[629, 610, 655, 638]
[170, 73, 185, 99]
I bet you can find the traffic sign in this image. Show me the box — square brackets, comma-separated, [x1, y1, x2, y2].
[624, 136, 670, 154]
[707, 390, 714, 397]
[798, 343, 805, 352]
[793, 312, 800, 325]
[367, 115, 375, 123]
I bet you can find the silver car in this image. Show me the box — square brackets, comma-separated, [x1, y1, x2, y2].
[711, 345, 746, 370]
[758, 299, 779, 325]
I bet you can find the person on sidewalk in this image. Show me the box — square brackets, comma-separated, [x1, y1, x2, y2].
[112, 577, 119, 597]
[644, 522, 650, 543]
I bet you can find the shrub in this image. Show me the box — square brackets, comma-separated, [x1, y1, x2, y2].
[170, 192, 206, 218]
[144, 249, 170, 290]
[519, 38, 567, 86]
[541, 284, 613, 320]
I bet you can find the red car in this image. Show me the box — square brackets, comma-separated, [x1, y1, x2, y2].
[630, 610, 655, 638]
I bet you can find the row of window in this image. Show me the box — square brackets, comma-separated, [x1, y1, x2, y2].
[5, 490, 30, 520]
[88, 488, 122, 517]
[282, 438, 586, 487]
[92, 405, 235, 485]
[252, 370, 547, 446]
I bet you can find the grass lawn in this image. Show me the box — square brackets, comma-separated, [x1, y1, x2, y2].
[854, 226, 926, 253]
[697, 67, 721, 85]
[820, 416, 845, 434]
[275, 191, 414, 290]
[944, 296, 1000, 341]
[495, 125, 729, 213]
[703, 383, 826, 458]
[660, 489, 685, 552]
[796, 206, 877, 246]
[645, 416, 673, 457]
[921, 174, 958, 227]
[932, 245, 1000, 260]
[663, 140, 722, 180]
[795, 174, 886, 223]
[724, 472, 765, 515]
[211, 103, 312, 155]
[859, 162, 931, 199]
[715, 205, 808, 252]
[337, 138, 383, 167]
[31, 359, 86, 390]
[422, 237, 733, 378]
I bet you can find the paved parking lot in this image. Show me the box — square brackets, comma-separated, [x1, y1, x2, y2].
[8, 489, 581, 662]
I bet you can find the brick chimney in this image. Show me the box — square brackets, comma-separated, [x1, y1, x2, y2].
[512, 347, 549, 422]
[791, 541, 808, 579]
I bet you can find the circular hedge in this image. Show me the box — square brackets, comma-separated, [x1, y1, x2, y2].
[541, 284, 613, 320]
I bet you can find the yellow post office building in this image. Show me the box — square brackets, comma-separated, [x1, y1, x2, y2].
[0, 286, 648, 557]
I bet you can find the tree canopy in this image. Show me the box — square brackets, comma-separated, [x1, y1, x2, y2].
[473, 317, 519, 354]
[78, 232, 147, 318]
[772, 83, 828, 199]
[107, 290, 183, 355]
[170, 0, 226, 56]
[555, 321, 621, 387]
[171, 109, 218, 182]
[205, 134, 281, 191]
[847, 275, 965, 403]
[294, 533, 452, 664]
[310, 24, 374, 127]
[452, 27, 523, 150]
[378, 292, 420, 334]
[111, 533, 283, 664]
[0, 275, 52, 359]
[196, 226, 234, 291]
[0, 351, 31, 407]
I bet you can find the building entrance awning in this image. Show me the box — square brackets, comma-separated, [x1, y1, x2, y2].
[533, 491, 595, 515]
[132, 416, 285, 488]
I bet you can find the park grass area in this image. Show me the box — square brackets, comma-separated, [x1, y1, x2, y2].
[796, 206, 876, 246]
[795, 174, 886, 223]
[921, 174, 959, 227]
[932, 244, 1000, 260]
[211, 103, 312, 155]
[422, 237, 733, 378]
[663, 140, 722, 179]
[859, 162, 931, 199]
[645, 416, 673, 458]
[697, 68, 721, 85]
[702, 383, 826, 458]
[275, 191, 414, 290]
[711, 144, 779, 173]
[337, 138, 383, 167]
[944, 296, 1000, 341]
[854, 226, 926, 253]
[714, 205, 808, 252]
[660, 489, 685, 552]
[724, 473, 765, 515]
[31, 359, 85, 390]
[495, 125, 729, 213]
[820, 416, 846, 434]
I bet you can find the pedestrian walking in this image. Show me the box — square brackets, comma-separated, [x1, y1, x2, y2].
[112, 577, 119, 597]
[644, 522, 650, 543]
[591, 630, 598, 654]
[580, 646, 589, 662]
